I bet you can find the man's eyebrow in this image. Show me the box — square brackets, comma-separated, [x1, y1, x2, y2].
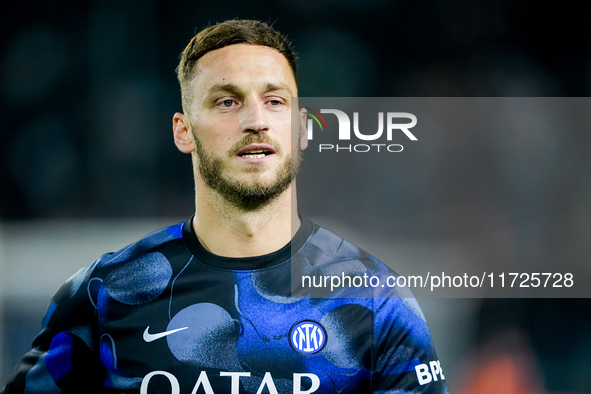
[205, 82, 294, 99]
[206, 83, 243, 97]
[264, 82, 293, 96]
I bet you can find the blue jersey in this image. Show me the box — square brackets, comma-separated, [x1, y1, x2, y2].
[2, 216, 448, 394]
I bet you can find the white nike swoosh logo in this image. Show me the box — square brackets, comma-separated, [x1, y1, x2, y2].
[143, 326, 188, 342]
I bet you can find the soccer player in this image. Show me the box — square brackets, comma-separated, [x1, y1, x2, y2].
[2, 20, 448, 394]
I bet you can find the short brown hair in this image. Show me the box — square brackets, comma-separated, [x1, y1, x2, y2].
[176, 19, 297, 112]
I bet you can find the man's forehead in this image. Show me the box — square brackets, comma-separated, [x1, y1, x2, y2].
[192, 44, 296, 94]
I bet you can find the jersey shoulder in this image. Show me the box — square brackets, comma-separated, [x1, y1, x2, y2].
[295, 222, 402, 299]
[300, 222, 395, 277]
[89, 221, 185, 273]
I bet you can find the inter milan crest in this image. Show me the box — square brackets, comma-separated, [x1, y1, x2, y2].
[289, 320, 327, 355]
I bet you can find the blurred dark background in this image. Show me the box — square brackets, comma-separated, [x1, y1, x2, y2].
[1, 0, 591, 392]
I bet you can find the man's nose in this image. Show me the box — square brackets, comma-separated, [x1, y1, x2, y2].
[240, 99, 269, 134]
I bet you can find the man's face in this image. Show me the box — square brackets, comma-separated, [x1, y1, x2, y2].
[185, 44, 301, 209]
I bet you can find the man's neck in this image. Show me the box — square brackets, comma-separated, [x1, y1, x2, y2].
[192, 181, 300, 258]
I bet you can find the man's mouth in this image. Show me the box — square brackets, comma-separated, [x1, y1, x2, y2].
[239, 150, 273, 159]
[236, 144, 276, 159]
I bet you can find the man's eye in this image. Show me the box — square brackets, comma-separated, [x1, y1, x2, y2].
[269, 100, 281, 106]
[221, 99, 235, 107]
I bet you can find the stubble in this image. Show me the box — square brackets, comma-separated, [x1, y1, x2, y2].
[192, 131, 302, 211]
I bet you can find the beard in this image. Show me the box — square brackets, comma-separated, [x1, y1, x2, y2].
[192, 131, 302, 211]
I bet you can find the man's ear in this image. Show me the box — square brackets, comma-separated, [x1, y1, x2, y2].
[299, 107, 308, 151]
[173, 112, 195, 154]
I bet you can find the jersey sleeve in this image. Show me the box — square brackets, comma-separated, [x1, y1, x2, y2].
[372, 283, 449, 393]
[1, 256, 108, 394]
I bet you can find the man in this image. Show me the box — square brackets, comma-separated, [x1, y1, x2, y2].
[2, 20, 448, 393]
